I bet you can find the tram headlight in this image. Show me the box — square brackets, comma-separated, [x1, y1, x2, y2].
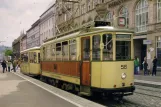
[121, 73, 126, 79]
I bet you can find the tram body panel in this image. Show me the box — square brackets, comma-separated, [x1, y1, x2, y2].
[91, 62, 101, 87]
[41, 70, 80, 85]
[29, 63, 40, 75]
[20, 62, 30, 75]
[98, 61, 134, 89]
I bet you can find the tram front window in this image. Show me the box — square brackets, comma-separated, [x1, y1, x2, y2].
[116, 34, 131, 60]
[102, 34, 113, 60]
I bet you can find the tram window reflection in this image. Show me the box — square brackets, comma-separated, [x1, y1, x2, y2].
[21, 53, 28, 62]
[92, 35, 100, 60]
[102, 34, 113, 60]
[46, 45, 51, 60]
[69, 39, 77, 61]
[51, 44, 56, 60]
[116, 41, 131, 60]
[56, 43, 62, 60]
[83, 38, 90, 60]
[62, 41, 69, 61]
[29, 52, 37, 63]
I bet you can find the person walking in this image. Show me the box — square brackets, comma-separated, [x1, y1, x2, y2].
[134, 56, 139, 75]
[7, 60, 12, 72]
[152, 56, 158, 76]
[12, 59, 17, 72]
[1, 60, 7, 73]
[144, 60, 148, 75]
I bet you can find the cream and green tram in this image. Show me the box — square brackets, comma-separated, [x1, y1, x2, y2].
[20, 47, 41, 76]
[40, 26, 135, 97]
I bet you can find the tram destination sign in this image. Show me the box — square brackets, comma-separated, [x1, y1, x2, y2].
[116, 34, 131, 39]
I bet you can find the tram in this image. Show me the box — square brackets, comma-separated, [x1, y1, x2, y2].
[20, 47, 41, 76]
[40, 24, 135, 97]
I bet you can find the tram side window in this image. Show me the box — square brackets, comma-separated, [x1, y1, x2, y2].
[62, 41, 68, 61]
[29, 52, 37, 63]
[56, 43, 62, 60]
[92, 35, 100, 60]
[43, 47, 45, 60]
[83, 38, 90, 60]
[46, 45, 51, 60]
[38, 53, 40, 63]
[51, 44, 56, 60]
[69, 39, 77, 60]
[21, 53, 28, 62]
[102, 34, 113, 60]
[116, 41, 131, 60]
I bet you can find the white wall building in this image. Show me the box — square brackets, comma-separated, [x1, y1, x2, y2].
[26, 19, 40, 49]
[40, 3, 56, 45]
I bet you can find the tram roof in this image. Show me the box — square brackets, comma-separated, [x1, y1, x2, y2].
[42, 26, 134, 46]
[20, 46, 40, 53]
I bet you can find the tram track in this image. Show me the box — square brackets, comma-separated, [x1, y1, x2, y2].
[134, 85, 161, 99]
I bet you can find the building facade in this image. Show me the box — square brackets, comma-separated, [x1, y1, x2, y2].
[12, 37, 21, 59]
[55, 0, 161, 69]
[39, 3, 56, 45]
[26, 19, 40, 49]
[20, 33, 27, 52]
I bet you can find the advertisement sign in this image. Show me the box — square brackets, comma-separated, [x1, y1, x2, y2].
[118, 17, 126, 27]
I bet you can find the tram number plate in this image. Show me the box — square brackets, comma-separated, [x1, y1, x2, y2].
[121, 65, 127, 69]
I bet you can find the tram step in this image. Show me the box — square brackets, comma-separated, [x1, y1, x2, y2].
[79, 92, 91, 96]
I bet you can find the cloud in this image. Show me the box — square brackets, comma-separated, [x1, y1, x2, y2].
[0, 0, 54, 47]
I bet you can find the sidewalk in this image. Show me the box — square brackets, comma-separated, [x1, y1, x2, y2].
[134, 70, 161, 88]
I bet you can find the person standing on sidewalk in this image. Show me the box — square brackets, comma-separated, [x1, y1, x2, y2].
[144, 60, 148, 75]
[1, 60, 7, 73]
[152, 56, 158, 76]
[134, 56, 139, 75]
[7, 60, 12, 72]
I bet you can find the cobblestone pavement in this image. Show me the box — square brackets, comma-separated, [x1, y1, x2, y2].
[90, 85, 161, 107]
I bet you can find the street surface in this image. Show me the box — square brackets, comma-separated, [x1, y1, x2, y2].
[0, 72, 77, 107]
[0, 67, 161, 107]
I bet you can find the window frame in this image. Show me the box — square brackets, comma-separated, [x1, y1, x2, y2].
[157, 0, 161, 22]
[135, 0, 148, 33]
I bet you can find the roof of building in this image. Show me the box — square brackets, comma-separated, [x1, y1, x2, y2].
[40, 2, 55, 17]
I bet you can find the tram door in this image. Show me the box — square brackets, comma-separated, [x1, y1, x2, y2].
[81, 37, 91, 86]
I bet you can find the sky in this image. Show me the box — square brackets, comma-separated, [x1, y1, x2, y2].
[0, 0, 54, 47]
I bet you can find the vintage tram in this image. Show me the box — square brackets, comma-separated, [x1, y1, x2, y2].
[20, 47, 41, 76]
[40, 26, 135, 97]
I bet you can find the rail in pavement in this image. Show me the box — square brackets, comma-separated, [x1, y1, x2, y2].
[134, 75, 161, 88]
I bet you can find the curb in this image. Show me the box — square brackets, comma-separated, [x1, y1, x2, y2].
[134, 79, 161, 88]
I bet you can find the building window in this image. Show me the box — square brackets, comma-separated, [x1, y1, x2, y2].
[156, 36, 161, 67]
[158, 0, 161, 22]
[135, 0, 148, 33]
[119, 7, 129, 27]
[106, 12, 113, 25]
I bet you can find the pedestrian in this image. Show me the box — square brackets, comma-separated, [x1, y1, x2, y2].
[137, 57, 140, 74]
[12, 59, 17, 72]
[5, 60, 7, 71]
[144, 60, 148, 75]
[134, 56, 139, 75]
[7, 60, 12, 72]
[152, 56, 157, 76]
[1, 60, 7, 73]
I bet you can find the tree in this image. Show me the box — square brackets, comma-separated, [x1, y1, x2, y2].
[4, 49, 13, 56]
